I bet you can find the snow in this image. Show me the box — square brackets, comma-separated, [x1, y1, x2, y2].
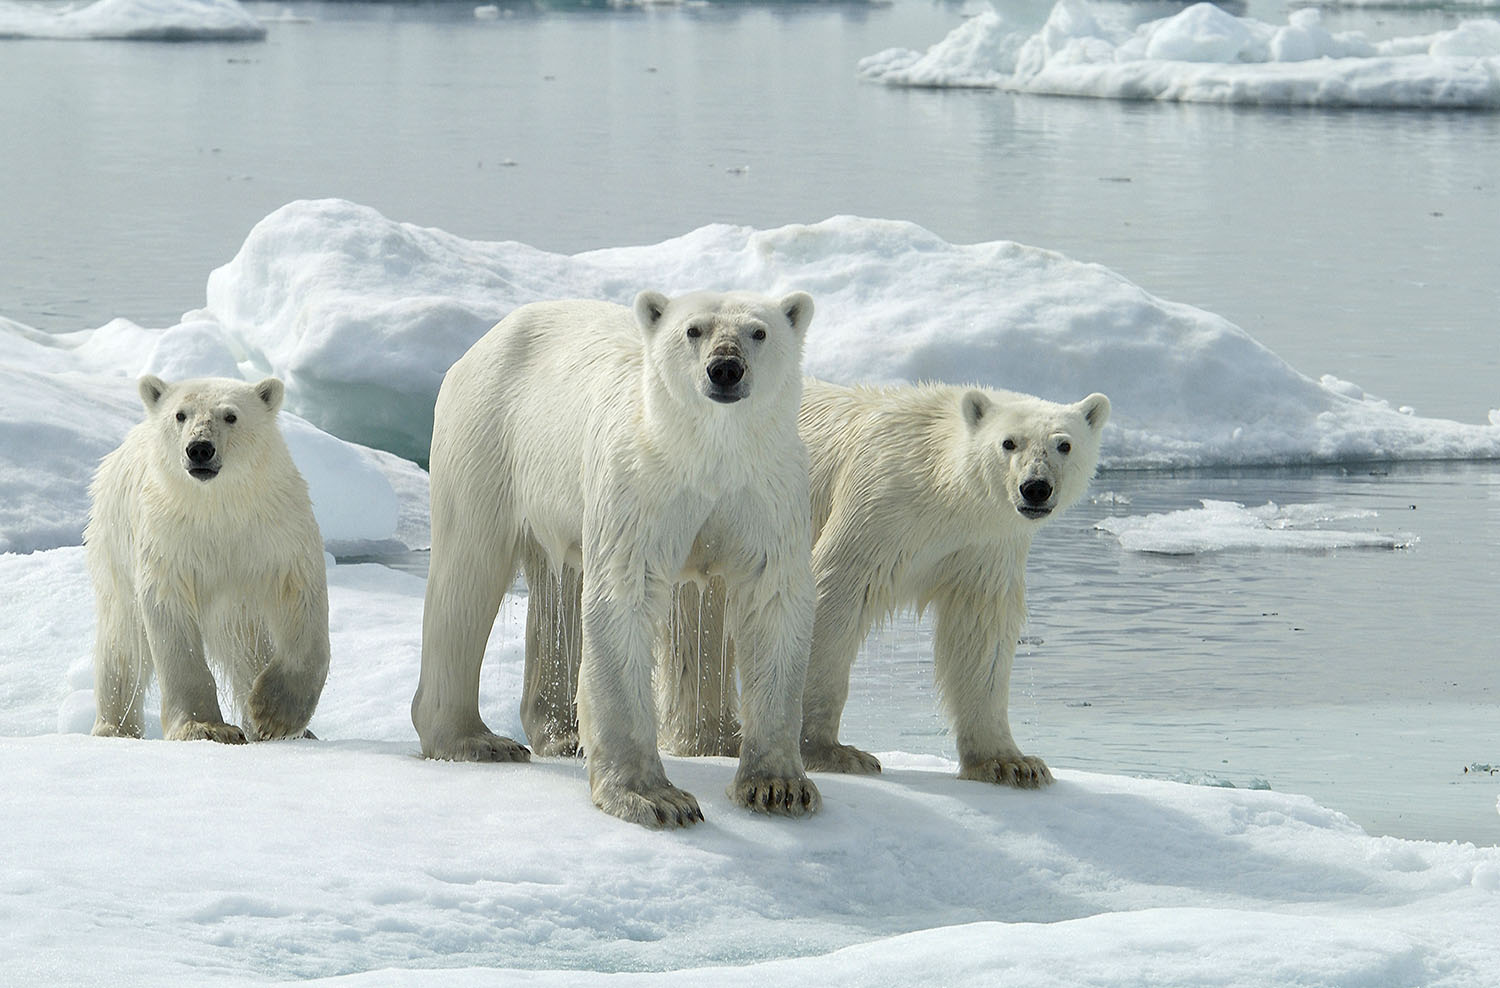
[0, 0, 266, 41]
[858, 1, 1500, 107]
[1096, 498, 1417, 554]
[5, 547, 1500, 986]
[202, 198, 1500, 468]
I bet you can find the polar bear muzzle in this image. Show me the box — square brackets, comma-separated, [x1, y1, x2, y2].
[185, 439, 221, 481]
[1016, 477, 1054, 518]
[705, 352, 746, 403]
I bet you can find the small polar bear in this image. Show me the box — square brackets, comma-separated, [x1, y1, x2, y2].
[86, 375, 330, 743]
[414, 290, 821, 829]
[527, 378, 1109, 787]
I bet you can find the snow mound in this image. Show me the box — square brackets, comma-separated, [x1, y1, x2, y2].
[1096, 499, 1417, 554]
[858, 1, 1500, 107]
[204, 198, 1500, 468]
[0, 0, 266, 41]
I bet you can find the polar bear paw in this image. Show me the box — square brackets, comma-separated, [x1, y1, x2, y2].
[802, 742, 882, 775]
[595, 782, 704, 830]
[730, 773, 822, 817]
[427, 730, 532, 763]
[958, 754, 1053, 789]
[248, 668, 319, 741]
[168, 720, 248, 744]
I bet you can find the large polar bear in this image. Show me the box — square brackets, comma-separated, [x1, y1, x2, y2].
[414, 290, 821, 829]
[524, 379, 1110, 787]
[87, 375, 330, 743]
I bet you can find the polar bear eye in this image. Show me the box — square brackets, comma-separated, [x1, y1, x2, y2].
[751, 328, 766, 341]
[175, 411, 186, 423]
[1057, 440, 1071, 454]
[224, 412, 237, 425]
[686, 325, 702, 339]
[1002, 438, 1017, 451]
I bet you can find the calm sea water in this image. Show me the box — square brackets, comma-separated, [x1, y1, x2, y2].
[2, 0, 1496, 841]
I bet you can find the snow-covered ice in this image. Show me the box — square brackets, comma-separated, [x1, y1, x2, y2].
[203, 198, 1500, 468]
[5, 547, 1500, 986]
[0, 0, 266, 41]
[4, 199, 1499, 983]
[1096, 498, 1418, 554]
[858, 0, 1500, 107]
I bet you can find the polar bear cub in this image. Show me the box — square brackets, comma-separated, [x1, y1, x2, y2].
[87, 375, 330, 743]
[414, 290, 821, 829]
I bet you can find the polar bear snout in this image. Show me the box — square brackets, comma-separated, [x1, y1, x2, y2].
[184, 439, 221, 481]
[704, 353, 747, 403]
[1016, 477, 1054, 518]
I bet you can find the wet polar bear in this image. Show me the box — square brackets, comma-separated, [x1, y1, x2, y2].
[87, 375, 330, 743]
[414, 290, 821, 829]
[525, 379, 1109, 786]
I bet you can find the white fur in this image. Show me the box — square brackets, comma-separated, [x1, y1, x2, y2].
[415, 290, 821, 829]
[86, 375, 329, 744]
[643, 379, 1109, 785]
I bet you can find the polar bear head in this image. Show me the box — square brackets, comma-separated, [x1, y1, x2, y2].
[138, 375, 287, 485]
[961, 388, 1110, 523]
[634, 290, 813, 409]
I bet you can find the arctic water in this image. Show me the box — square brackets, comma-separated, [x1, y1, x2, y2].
[2, 0, 1497, 845]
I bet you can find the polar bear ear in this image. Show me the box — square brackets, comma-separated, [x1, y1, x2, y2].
[961, 389, 991, 430]
[254, 378, 285, 416]
[138, 375, 169, 413]
[634, 291, 671, 336]
[1077, 392, 1111, 432]
[778, 292, 814, 337]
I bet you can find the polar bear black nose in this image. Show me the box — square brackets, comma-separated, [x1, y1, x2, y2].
[186, 440, 216, 465]
[707, 356, 745, 390]
[1020, 478, 1052, 505]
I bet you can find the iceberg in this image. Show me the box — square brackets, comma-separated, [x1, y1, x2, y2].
[203, 198, 1500, 468]
[859, 1, 1500, 108]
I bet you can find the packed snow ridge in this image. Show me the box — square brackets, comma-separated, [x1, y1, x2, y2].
[0, 0, 265, 41]
[858, 0, 1500, 108]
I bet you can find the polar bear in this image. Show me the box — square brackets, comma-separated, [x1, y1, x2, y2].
[414, 290, 821, 829]
[86, 375, 330, 743]
[524, 379, 1109, 787]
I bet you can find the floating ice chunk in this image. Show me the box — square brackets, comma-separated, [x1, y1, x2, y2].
[860, 0, 1500, 107]
[0, 0, 267, 41]
[200, 199, 1500, 468]
[1096, 499, 1416, 554]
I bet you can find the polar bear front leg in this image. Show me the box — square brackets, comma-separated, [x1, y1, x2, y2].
[577, 569, 703, 829]
[142, 596, 245, 744]
[933, 588, 1052, 789]
[726, 568, 821, 817]
[246, 578, 331, 741]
